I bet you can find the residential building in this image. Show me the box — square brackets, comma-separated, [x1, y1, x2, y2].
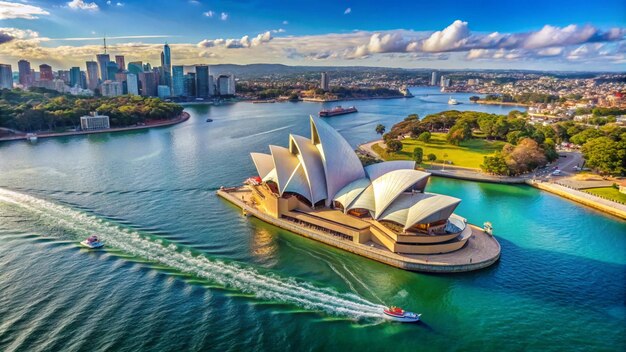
[431, 71, 438, 86]
[58, 70, 70, 84]
[138, 71, 156, 96]
[39, 64, 53, 81]
[0, 64, 12, 89]
[126, 73, 139, 95]
[96, 53, 110, 81]
[69, 67, 82, 88]
[107, 61, 118, 81]
[85, 61, 99, 90]
[321, 72, 329, 91]
[18, 60, 32, 87]
[195, 65, 209, 97]
[80, 112, 110, 130]
[100, 80, 123, 97]
[115, 55, 125, 71]
[172, 65, 184, 96]
[217, 74, 235, 96]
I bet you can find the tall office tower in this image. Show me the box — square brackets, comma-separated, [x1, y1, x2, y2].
[172, 65, 184, 96]
[143, 63, 152, 71]
[107, 61, 118, 81]
[85, 61, 99, 90]
[58, 70, 70, 84]
[195, 65, 209, 97]
[183, 72, 196, 97]
[115, 55, 125, 71]
[0, 64, 13, 89]
[96, 53, 110, 81]
[440, 75, 447, 87]
[127, 61, 143, 75]
[208, 74, 215, 96]
[126, 73, 139, 95]
[39, 64, 53, 81]
[101, 80, 123, 97]
[320, 72, 329, 91]
[431, 71, 438, 86]
[228, 74, 235, 95]
[153, 67, 162, 85]
[80, 71, 87, 89]
[69, 67, 82, 88]
[160, 43, 172, 88]
[217, 75, 230, 96]
[157, 85, 171, 98]
[115, 72, 127, 83]
[138, 71, 156, 96]
[18, 59, 32, 87]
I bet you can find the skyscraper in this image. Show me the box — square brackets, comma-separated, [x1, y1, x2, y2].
[138, 71, 156, 96]
[172, 65, 184, 96]
[85, 61, 99, 90]
[115, 55, 125, 71]
[107, 61, 118, 81]
[195, 65, 209, 97]
[126, 73, 139, 95]
[0, 64, 13, 89]
[18, 60, 31, 87]
[96, 53, 110, 81]
[431, 71, 438, 86]
[69, 67, 82, 88]
[39, 64, 53, 81]
[184, 72, 196, 97]
[127, 62, 143, 75]
[160, 43, 172, 88]
[320, 72, 329, 91]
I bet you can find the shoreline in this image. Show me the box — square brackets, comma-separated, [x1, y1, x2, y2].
[300, 95, 410, 103]
[0, 112, 190, 143]
[476, 100, 530, 107]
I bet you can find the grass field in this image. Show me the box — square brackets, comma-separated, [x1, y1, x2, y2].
[372, 133, 505, 169]
[584, 187, 626, 204]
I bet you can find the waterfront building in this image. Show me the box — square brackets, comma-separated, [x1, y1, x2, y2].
[160, 43, 172, 88]
[184, 72, 196, 97]
[128, 61, 143, 75]
[96, 53, 110, 81]
[172, 65, 184, 96]
[157, 85, 171, 98]
[18, 60, 32, 87]
[80, 112, 110, 130]
[216, 74, 235, 96]
[115, 55, 125, 71]
[126, 73, 139, 95]
[85, 61, 99, 90]
[208, 74, 215, 96]
[0, 64, 13, 89]
[39, 64, 53, 81]
[138, 71, 156, 96]
[69, 67, 82, 88]
[195, 65, 209, 97]
[431, 71, 438, 86]
[100, 80, 123, 97]
[321, 72, 329, 91]
[107, 62, 119, 81]
[440, 76, 450, 88]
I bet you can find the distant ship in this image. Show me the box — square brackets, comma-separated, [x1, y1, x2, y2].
[318, 106, 358, 117]
[448, 97, 459, 105]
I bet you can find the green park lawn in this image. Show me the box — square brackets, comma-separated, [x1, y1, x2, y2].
[584, 187, 626, 204]
[372, 133, 505, 169]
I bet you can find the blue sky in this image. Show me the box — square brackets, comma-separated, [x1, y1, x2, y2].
[0, 0, 625, 71]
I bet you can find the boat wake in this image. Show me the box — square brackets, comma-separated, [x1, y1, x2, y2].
[0, 188, 386, 321]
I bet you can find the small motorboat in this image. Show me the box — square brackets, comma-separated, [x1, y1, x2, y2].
[383, 306, 421, 323]
[80, 235, 104, 249]
[206, 118, 213, 122]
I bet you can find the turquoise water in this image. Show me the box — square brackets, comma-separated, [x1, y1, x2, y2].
[0, 87, 624, 351]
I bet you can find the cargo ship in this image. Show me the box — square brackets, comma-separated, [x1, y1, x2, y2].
[318, 106, 357, 117]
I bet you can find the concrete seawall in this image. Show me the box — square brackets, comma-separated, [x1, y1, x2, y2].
[217, 188, 501, 273]
[526, 180, 626, 220]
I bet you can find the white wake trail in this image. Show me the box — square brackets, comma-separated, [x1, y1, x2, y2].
[0, 188, 386, 320]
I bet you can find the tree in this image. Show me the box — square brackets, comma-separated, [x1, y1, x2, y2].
[502, 138, 547, 175]
[386, 139, 403, 153]
[469, 96, 480, 102]
[413, 147, 423, 164]
[427, 153, 437, 162]
[375, 124, 385, 135]
[570, 129, 603, 146]
[581, 137, 626, 175]
[481, 153, 510, 175]
[447, 120, 472, 145]
[417, 131, 431, 143]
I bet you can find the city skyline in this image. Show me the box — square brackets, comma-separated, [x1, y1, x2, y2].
[0, 0, 625, 71]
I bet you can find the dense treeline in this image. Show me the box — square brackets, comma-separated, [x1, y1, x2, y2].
[0, 88, 184, 132]
[484, 93, 560, 104]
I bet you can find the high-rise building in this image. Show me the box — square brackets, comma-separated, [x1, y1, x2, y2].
[172, 65, 184, 96]
[126, 73, 139, 95]
[160, 43, 172, 88]
[195, 65, 209, 97]
[440, 75, 450, 88]
[157, 85, 171, 98]
[127, 61, 143, 75]
[217, 74, 232, 96]
[228, 75, 235, 95]
[143, 63, 152, 72]
[18, 60, 32, 87]
[184, 72, 196, 97]
[208, 74, 215, 96]
[85, 61, 99, 90]
[0, 64, 13, 89]
[101, 80, 123, 97]
[39, 64, 53, 81]
[58, 70, 70, 84]
[320, 72, 329, 91]
[106, 61, 118, 81]
[69, 67, 82, 88]
[431, 71, 438, 86]
[96, 53, 110, 81]
[80, 71, 88, 90]
[138, 71, 156, 96]
[115, 55, 125, 71]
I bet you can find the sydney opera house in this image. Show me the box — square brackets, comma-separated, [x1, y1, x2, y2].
[219, 116, 500, 272]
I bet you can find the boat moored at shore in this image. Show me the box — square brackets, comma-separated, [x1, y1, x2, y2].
[318, 106, 357, 117]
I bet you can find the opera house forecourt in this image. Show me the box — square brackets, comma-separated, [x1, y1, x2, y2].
[217, 116, 501, 273]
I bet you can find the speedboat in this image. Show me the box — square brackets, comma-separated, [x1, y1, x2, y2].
[80, 235, 104, 249]
[383, 306, 421, 323]
[448, 97, 459, 105]
[206, 118, 213, 122]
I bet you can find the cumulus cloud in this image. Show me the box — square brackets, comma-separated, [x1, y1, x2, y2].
[220, 12, 228, 20]
[0, 1, 50, 20]
[422, 20, 470, 52]
[197, 31, 273, 49]
[282, 20, 288, 25]
[344, 8, 351, 15]
[67, 0, 99, 11]
[203, 11, 214, 17]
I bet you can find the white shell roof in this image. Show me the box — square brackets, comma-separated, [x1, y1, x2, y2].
[250, 152, 275, 179]
[332, 177, 371, 211]
[406, 194, 461, 229]
[346, 184, 376, 213]
[283, 163, 311, 200]
[364, 160, 416, 181]
[269, 145, 302, 196]
[378, 192, 436, 225]
[310, 116, 365, 206]
[370, 169, 431, 218]
[289, 134, 328, 205]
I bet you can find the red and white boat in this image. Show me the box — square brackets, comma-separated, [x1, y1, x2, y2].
[383, 306, 421, 323]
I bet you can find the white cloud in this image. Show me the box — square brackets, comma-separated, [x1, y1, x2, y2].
[67, 0, 99, 11]
[197, 31, 273, 49]
[203, 10, 214, 17]
[220, 12, 228, 20]
[524, 24, 598, 49]
[0, 1, 50, 20]
[422, 20, 470, 52]
[344, 8, 351, 15]
[282, 20, 288, 25]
